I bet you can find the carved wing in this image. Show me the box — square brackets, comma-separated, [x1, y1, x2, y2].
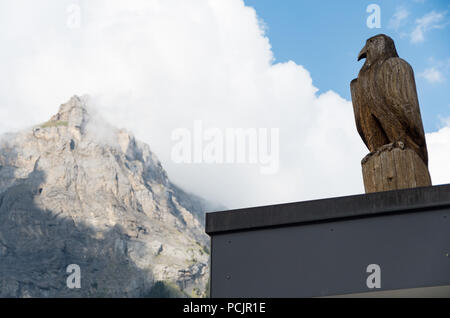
[350, 78, 369, 148]
[379, 57, 428, 164]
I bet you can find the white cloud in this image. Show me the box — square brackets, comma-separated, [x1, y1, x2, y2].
[419, 67, 445, 83]
[389, 7, 410, 31]
[427, 120, 450, 185]
[410, 10, 447, 43]
[0, 0, 447, 210]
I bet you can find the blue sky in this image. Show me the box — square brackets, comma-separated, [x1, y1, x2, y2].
[244, 0, 450, 132]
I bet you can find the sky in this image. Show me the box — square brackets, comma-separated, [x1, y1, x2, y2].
[0, 0, 449, 210]
[245, 0, 450, 132]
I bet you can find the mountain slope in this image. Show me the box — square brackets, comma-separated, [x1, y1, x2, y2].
[0, 96, 212, 297]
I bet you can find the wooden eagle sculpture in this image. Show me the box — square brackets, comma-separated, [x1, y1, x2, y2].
[350, 34, 431, 192]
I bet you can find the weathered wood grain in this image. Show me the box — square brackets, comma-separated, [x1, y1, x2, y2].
[362, 143, 431, 193]
[351, 34, 431, 193]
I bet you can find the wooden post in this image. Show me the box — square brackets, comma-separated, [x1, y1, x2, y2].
[362, 142, 432, 193]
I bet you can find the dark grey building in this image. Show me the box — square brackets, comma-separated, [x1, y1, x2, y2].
[206, 184, 450, 297]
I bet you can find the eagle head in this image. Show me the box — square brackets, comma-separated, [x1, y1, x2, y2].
[357, 34, 399, 64]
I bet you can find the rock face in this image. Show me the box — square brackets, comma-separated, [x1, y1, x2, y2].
[0, 96, 216, 297]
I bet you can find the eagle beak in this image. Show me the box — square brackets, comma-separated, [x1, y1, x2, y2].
[358, 44, 367, 61]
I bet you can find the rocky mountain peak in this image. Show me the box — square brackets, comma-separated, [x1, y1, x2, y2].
[50, 95, 89, 130]
[0, 96, 216, 298]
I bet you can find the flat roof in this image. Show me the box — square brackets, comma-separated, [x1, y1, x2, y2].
[205, 183, 450, 234]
